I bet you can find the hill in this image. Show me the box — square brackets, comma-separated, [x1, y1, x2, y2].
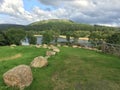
[30, 19, 74, 26]
[0, 19, 119, 32]
[28, 19, 94, 32]
[0, 24, 25, 31]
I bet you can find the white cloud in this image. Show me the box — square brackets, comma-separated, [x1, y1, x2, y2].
[37, 0, 120, 26]
[0, 0, 120, 26]
[0, 0, 33, 24]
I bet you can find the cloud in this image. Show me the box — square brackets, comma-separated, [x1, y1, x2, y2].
[0, 0, 33, 24]
[0, 0, 120, 26]
[37, 0, 120, 26]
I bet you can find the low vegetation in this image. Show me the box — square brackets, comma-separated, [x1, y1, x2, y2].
[0, 46, 120, 90]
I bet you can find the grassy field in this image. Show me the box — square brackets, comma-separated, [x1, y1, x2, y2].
[0, 46, 120, 90]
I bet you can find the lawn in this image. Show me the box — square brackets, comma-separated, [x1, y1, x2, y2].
[0, 46, 120, 90]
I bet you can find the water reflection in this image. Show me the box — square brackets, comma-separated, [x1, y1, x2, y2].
[36, 36, 91, 47]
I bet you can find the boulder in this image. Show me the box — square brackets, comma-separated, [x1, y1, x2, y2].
[31, 56, 48, 68]
[57, 44, 61, 47]
[63, 45, 69, 47]
[53, 48, 60, 53]
[46, 51, 56, 56]
[49, 45, 57, 50]
[42, 44, 48, 48]
[49, 45, 60, 52]
[45, 56, 50, 59]
[10, 44, 16, 47]
[72, 45, 78, 48]
[35, 45, 41, 48]
[3, 65, 33, 89]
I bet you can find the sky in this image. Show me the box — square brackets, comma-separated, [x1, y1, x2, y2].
[0, 0, 120, 26]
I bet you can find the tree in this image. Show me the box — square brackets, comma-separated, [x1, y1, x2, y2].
[72, 31, 80, 44]
[6, 29, 26, 45]
[65, 31, 72, 44]
[0, 31, 9, 46]
[106, 33, 120, 44]
[89, 31, 103, 47]
[26, 32, 36, 44]
[42, 30, 54, 44]
[52, 30, 60, 44]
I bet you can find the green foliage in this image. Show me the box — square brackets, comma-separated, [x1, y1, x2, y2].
[0, 19, 119, 47]
[79, 31, 90, 37]
[28, 19, 95, 34]
[0, 24, 25, 31]
[6, 29, 26, 45]
[0, 31, 9, 46]
[89, 30, 116, 47]
[42, 30, 54, 44]
[65, 31, 72, 43]
[106, 33, 120, 44]
[27, 32, 36, 44]
[89, 31, 102, 46]
[51, 30, 60, 44]
[72, 31, 80, 43]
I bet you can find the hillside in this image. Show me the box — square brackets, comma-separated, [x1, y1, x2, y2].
[28, 19, 94, 31]
[0, 24, 25, 31]
[30, 19, 74, 26]
[0, 19, 119, 32]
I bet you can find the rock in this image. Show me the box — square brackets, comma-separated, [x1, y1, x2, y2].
[53, 48, 60, 53]
[57, 44, 61, 47]
[31, 56, 48, 68]
[47, 46, 52, 49]
[10, 44, 16, 47]
[46, 51, 56, 56]
[35, 45, 41, 48]
[72, 45, 78, 48]
[42, 44, 48, 48]
[63, 45, 69, 47]
[45, 56, 50, 59]
[3, 65, 33, 89]
[49, 45, 60, 53]
[49, 45, 56, 50]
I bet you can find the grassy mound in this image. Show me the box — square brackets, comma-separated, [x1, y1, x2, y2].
[0, 46, 120, 90]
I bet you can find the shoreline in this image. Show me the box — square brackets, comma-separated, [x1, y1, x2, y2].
[34, 35, 89, 41]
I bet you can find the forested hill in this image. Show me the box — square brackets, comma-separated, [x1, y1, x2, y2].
[27, 19, 119, 32]
[0, 24, 25, 31]
[30, 19, 74, 26]
[0, 19, 119, 32]
[28, 19, 94, 31]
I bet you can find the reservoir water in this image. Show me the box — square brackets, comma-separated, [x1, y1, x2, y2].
[36, 36, 91, 47]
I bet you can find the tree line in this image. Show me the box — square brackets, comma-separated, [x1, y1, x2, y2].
[0, 29, 36, 46]
[0, 20, 120, 46]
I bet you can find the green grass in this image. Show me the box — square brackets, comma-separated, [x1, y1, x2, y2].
[0, 46, 120, 90]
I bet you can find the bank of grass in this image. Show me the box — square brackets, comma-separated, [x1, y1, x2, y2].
[0, 46, 120, 90]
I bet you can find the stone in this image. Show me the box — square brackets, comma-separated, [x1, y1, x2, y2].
[72, 45, 78, 48]
[10, 44, 16, 47]
[49, 45, 60, 52]
[57, 44, 61, 47]
[31, 56, 48, 68]
[45, 56, 50, 59]
[49, 45, 56, 50]
[35, 45, 41, 48]
[3, 65, 33, 89]
[46, 51, 56, 56]
[42, 44, 48, 48]
[63, 45, 69, 47]
[53, 48, 60, 53]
